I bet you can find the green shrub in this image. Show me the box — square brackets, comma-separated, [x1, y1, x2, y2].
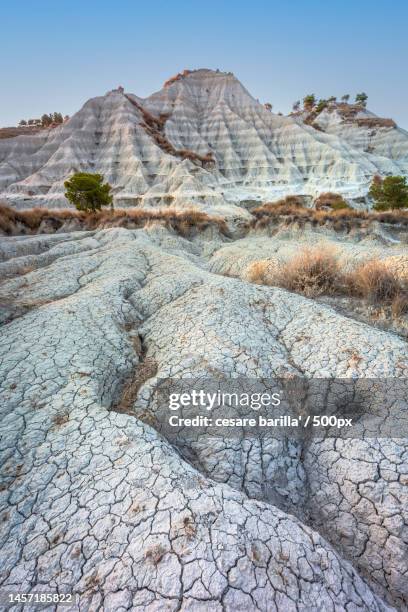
[315, 99, 328, 113]
[369, 175, 408, 211]
[355, 92, 368, 107]
[315, 192, 351, 210]
[64, 173, 113, 213]
[303, 94, 316, 110]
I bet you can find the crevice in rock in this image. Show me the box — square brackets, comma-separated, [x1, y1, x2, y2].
[110, 328, 158, 416]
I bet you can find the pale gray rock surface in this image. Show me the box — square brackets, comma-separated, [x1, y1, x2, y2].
[1, 226, 407, 610]
[1, 70, 407, 209]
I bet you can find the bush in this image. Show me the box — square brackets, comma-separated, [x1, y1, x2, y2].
[391, 292, 408, 319]
[303, 94, 316, 110]
[244, 246, 408, 320]
[278, 246, 342, 297]
[0, 202, 228, 236]
[64, 173, 113, 212]
[315, 99, 328, 113]
[348, 259, 401, 303]
[245, 260, 279, 284]
[315, 192, 351, 210]
[355, 92, 368, 107]
[369, 175, 408, 211]
[248, 246, 342, 297]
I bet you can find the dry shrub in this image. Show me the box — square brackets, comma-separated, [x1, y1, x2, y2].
[348, 259, 401, 303]
[0, 204, 18, 233]
[245, 259, 279, 284]
[347, 259, 408, 320]
[247, 246, 343, 297]
[276, 246, 342, 297]
[245, 260, 269, 284]
[336, 103, 360, 119]
[0, 126, 42, 139]
[391, 293, 408, 319]
[355, 117, 396, 129]
[246, 250, 408, 320]
[0, 203, 228, 237]
[314, 192, 350, 210]
[254, 195, 305, 216]
[182, 516, 196, 539]
[252, 198, 408, 231]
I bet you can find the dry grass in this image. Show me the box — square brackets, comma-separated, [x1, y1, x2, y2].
[145, 544, 166, 565]
[0, 203, 229, 237]
[52, 412, 69, 427]
[391, 293, 408, 319]
[355, 117, 396, 129]
[255, 245, 343, 298]
[348, 259, 408, 319]
[246, 247, 408, 319]
[349, 260, 400, 302]
[163, 69, 192, 88]
[245, 259, 280, 284]
[336, 103, 361, 119]
[314, 192, 351, 210]
[113, 357, 158, 415]
[252, 199, 408, 230]
[0, 126, 42, 139]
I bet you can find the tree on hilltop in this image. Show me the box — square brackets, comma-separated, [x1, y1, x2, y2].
[315, 99, 328, 113]
[303, 94, 316, 110]
[41, 113, 53, 127]
[341, 94, 350, 103]
[52, 112, 64, 124]
[355, 92, 368, 107]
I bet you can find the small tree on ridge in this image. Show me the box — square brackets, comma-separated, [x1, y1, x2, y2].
[355, 92, 368, 107]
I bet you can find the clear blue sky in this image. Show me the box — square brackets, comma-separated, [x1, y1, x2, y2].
[2, 0, 408, 127]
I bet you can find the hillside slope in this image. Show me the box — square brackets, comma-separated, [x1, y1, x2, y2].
[1, 69, 407, 209]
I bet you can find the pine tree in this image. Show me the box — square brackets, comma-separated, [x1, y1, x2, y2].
[64, 173, 113, 212]
[369, 175, 408, 210]
[303, 94, 316, 110]
[355, 92, 368, 107]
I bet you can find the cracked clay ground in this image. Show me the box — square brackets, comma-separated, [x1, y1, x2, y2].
[0, 225, 407, 611]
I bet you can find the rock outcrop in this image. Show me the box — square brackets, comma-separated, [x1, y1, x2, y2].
[1, 69, 407, 209]
[1, 224, 408, 609]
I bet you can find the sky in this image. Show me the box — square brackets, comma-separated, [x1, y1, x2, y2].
[2, 0, 408, 128]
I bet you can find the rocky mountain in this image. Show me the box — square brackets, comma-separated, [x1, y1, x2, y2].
[0, 69, 407, 210]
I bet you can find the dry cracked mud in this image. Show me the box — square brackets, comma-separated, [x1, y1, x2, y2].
[0, 224, 407, 611]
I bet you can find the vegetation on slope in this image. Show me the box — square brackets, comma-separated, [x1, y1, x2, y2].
[0, 203, 228, 237]
[369, 175, 408, 211]
[246, 246, 408, 319]
[252, 193, 408, 229]
[64, 173, 113, 212]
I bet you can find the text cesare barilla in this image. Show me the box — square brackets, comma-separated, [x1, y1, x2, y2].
[167, 390, 353, 429]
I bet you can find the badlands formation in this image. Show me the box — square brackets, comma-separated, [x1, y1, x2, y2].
[0, 68, 408, 209]
[1, 70, 408, 611]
